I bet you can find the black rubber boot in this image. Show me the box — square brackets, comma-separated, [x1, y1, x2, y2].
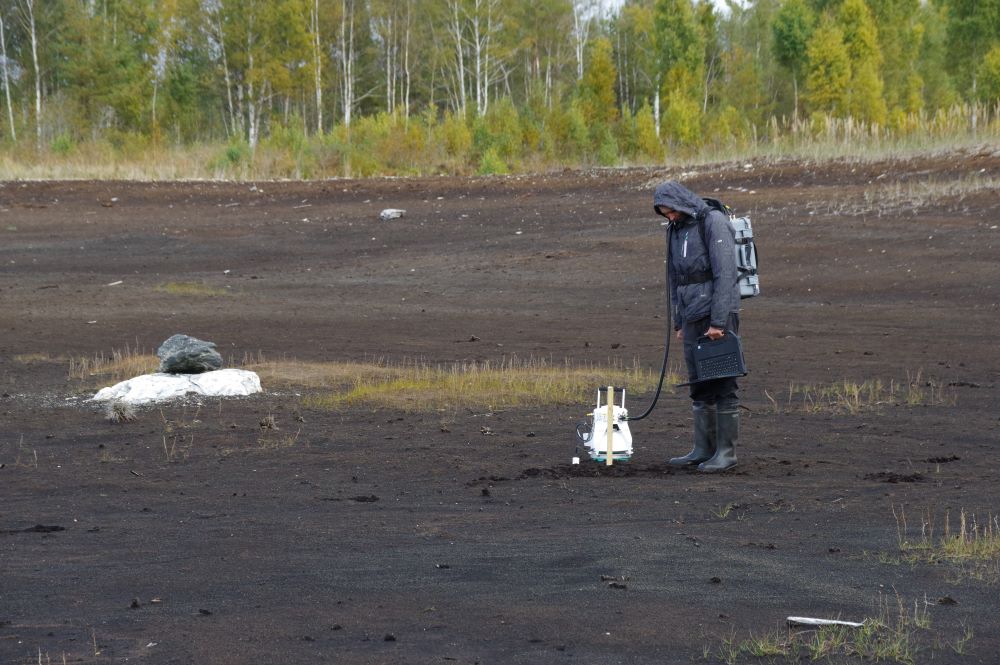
[669, 402, 716, 467]
[699, 400, 738, 473]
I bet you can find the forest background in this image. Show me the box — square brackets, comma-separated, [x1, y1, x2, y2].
[0, 0, 997, 180]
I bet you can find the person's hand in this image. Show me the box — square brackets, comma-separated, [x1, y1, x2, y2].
[675, 329, 684, 341]
[704, 326, 726, 340]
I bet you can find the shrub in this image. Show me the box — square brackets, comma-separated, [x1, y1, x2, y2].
[662, 94, 702, 149]
[705, 105, 750, 149]
[594, 125, 619, 166]
[548, 98, 590, 161]
[477, 147, 508, 175]
[51, 135, 75, 156]
[440, 110, 472, 157]
[978, 45, 1000, 104]
[473, 98, 523, 162]
[634, 102, 663, 161]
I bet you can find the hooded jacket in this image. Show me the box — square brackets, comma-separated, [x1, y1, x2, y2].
[653, 181, 740, 329]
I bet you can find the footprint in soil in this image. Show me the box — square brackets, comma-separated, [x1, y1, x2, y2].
[519, 463, 677, 479]
[864, 471, 924, 483]
[0, 524, 66, 535]
[922, 455, 960, 464]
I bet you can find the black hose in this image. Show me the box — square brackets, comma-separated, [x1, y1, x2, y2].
[625, 223, 672, 422]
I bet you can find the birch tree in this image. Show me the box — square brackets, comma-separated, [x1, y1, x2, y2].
[571, 0, 599, 81]
[446, 0, 468, 115]
[371, 0, 414, 117]
[0, 9, 14, 141]
[310, 0, 323, 131]
[205, 0, 240, 137]
[510, 0, 573, 109]
[17, 0, 40, 148]
[337, 0, 357, 127]
[471, 0, 505, 117]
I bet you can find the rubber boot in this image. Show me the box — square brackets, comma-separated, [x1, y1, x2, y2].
[699, 401, 738, 473]
[669, 402, 716, 467]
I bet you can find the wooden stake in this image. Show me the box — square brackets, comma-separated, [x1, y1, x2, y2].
[606, 385, 614, 466]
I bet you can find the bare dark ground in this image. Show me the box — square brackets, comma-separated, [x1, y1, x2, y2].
[1, 150, 999, 664]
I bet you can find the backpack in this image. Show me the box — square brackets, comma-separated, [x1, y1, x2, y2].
[699, 197, 760, 299]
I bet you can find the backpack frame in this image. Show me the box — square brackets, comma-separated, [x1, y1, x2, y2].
[699, 198, 760, 299]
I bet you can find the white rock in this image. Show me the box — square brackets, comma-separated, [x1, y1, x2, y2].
[91, 369, 262, 404]
[379, 208, 405, 221]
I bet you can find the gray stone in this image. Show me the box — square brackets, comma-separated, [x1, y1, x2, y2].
[157, 334, 223, 374]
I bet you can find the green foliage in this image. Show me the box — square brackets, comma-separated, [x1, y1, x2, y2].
[546, 99, 590, 161]
[210, 140, 251, 175]
[705, 105, 750, 149]
[580, 36, 618, 126]
[634, 102, 663, 161]
[51, 135, 75, 156]
[773, 0, 816, 80]
[613, 2, 658, 113]
[946, 0, 1000, 98]
[867, 0, 923, 113]
[477, 147, 509, 175]
[594, 125, 619, 166]
[440, 111, 473, 158]
[474, 98, 523, 162]
[662, 94, 701, 149]
[0, 0, 993, 173]
[805, 18, 851, 117]
[839, 0, 887, 124]
[918, 2, 960, 110]
[978, 45, 1000, 102]
[654, 0, 705, 97]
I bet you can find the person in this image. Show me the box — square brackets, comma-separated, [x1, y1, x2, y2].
[653, 181, 741, 473]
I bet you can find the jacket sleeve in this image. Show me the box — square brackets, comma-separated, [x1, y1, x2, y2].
[705, 211, 739, 328]
[667, 227, 682, 329]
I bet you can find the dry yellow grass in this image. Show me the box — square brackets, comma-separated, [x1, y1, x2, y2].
[68, 349, 672, 412]
[772, 371, 954, 414]
[292, 359, 678, 411]
[244, 357, 402, 390]
[68, 347, 159, 382]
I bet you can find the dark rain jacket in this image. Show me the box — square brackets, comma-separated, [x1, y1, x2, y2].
[653, 181, 740, 330]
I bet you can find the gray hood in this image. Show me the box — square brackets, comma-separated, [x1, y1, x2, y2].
[653, 181, 707, 220]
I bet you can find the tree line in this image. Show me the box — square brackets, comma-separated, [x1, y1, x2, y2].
[0, 0, 997, 176]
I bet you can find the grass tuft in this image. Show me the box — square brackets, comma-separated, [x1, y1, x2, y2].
[777, 370, 954, 414]
[105, 400, 137, 423]
[68, 345, 158, 383]
[709, 592, 956, 665]
[824, 174, 1000, 218]
[893, 505, 1000, 583]
[271, 356, 671, 412]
